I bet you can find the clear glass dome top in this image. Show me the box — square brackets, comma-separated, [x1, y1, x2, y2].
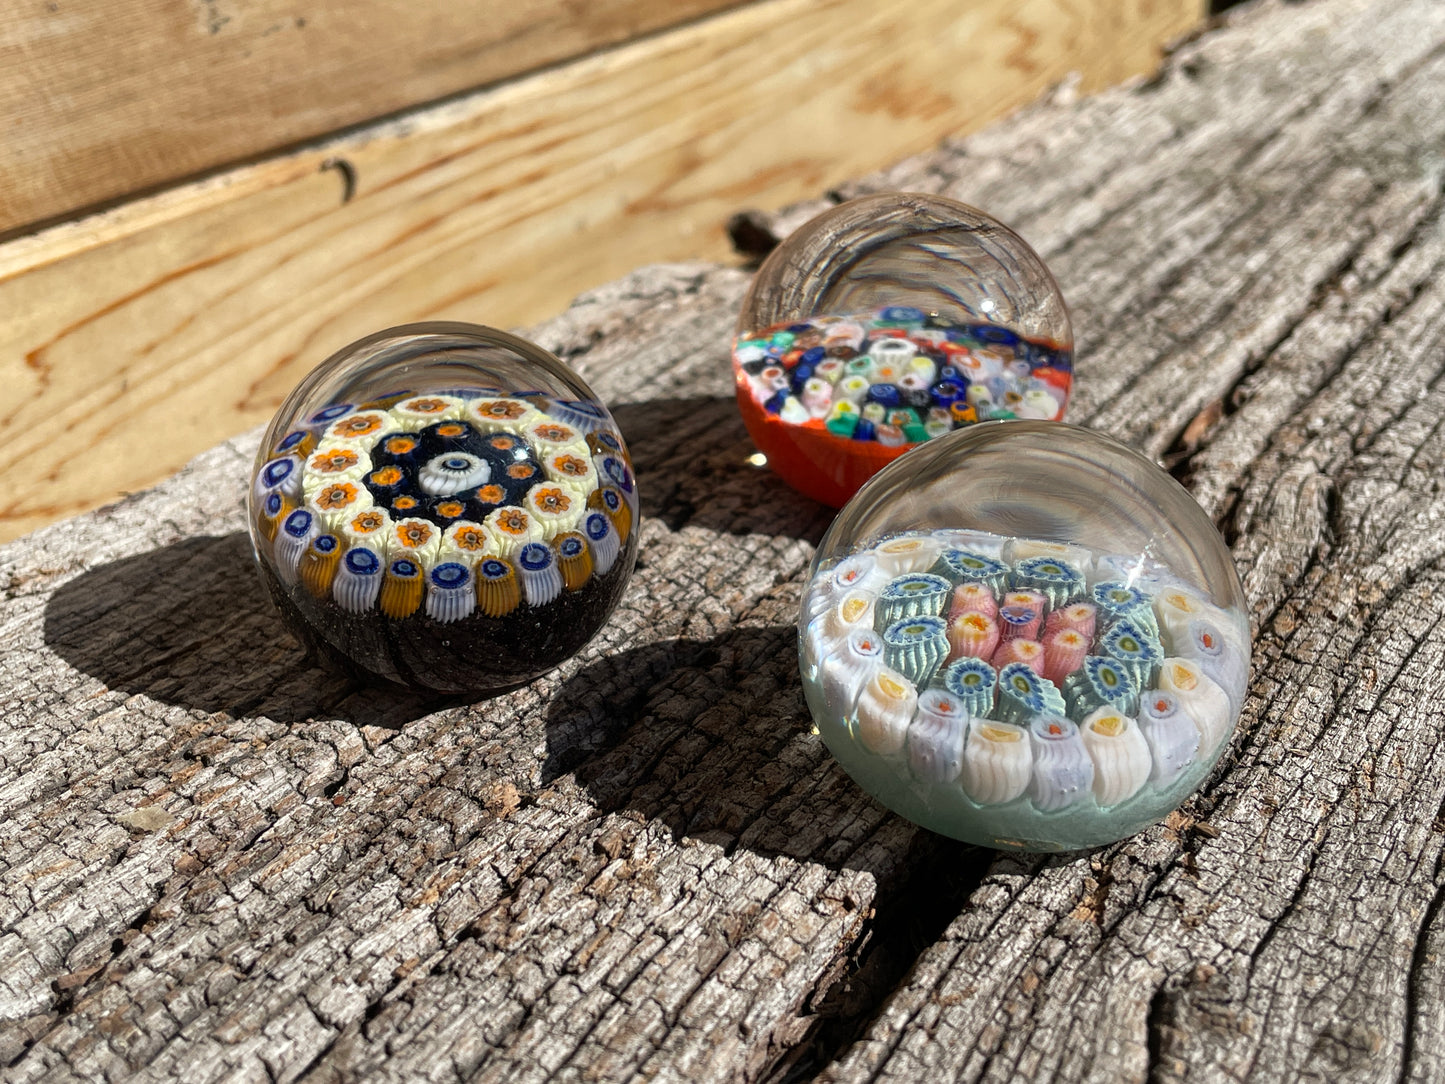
[800, 422, 1249, 851]
[733, 194, 1073, 507]
[738, 192, 1071, 340]
[247, 322, 638, 695]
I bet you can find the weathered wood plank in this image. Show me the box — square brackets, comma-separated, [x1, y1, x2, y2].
[4, 0, 1445, 1080]
[742, 1, 1445, 1079]
[0, 0, 1202, 544]
[0, 0, 739, 234]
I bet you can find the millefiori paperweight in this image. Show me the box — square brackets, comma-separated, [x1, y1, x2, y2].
[735, 193, 1072, 506]
[800, 422, 1249, 850]
[248, 322, 638, 693]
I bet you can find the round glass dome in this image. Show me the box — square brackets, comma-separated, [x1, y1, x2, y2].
[799, 422, 1249, 850]
[735, 193, 1072, 507]
[247, 322, 638, 694]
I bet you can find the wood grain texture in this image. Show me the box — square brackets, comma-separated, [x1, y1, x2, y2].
[0, 0, 1202, 544]
[8, 0, 1445, 1079]
[0, 0, 739, 234]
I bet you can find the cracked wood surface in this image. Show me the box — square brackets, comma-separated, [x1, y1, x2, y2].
[4, 0, 1445, 1079]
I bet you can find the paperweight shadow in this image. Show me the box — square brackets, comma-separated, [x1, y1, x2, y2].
[542, 622, 988, 874]
[609, 396, 833, 543]
[542, 621, 1007, 1068]
[43, 532, 452, 729]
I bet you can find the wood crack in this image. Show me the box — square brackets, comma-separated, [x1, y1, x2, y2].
[760, 837, 992, 1084]
[1397, 830, 1445, 1084]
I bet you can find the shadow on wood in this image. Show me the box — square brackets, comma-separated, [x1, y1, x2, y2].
[609, 395, 834, 542]
[42, 533, 452, 729]
[541, 624, 1018, 1079]
[541, 621, 925, 865]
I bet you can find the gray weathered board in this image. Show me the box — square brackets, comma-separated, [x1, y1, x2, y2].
[4, 0, 1445, 1079]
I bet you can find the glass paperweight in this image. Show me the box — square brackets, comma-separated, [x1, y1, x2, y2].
[247, 322, 639, 694]
[734, 192, 1072, 507]
[799, 422, 1249, 851]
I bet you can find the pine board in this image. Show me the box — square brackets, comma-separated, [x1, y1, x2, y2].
[0, 0, 737, 234]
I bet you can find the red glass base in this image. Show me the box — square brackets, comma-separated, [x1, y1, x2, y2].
[734, 379, 912, 507]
